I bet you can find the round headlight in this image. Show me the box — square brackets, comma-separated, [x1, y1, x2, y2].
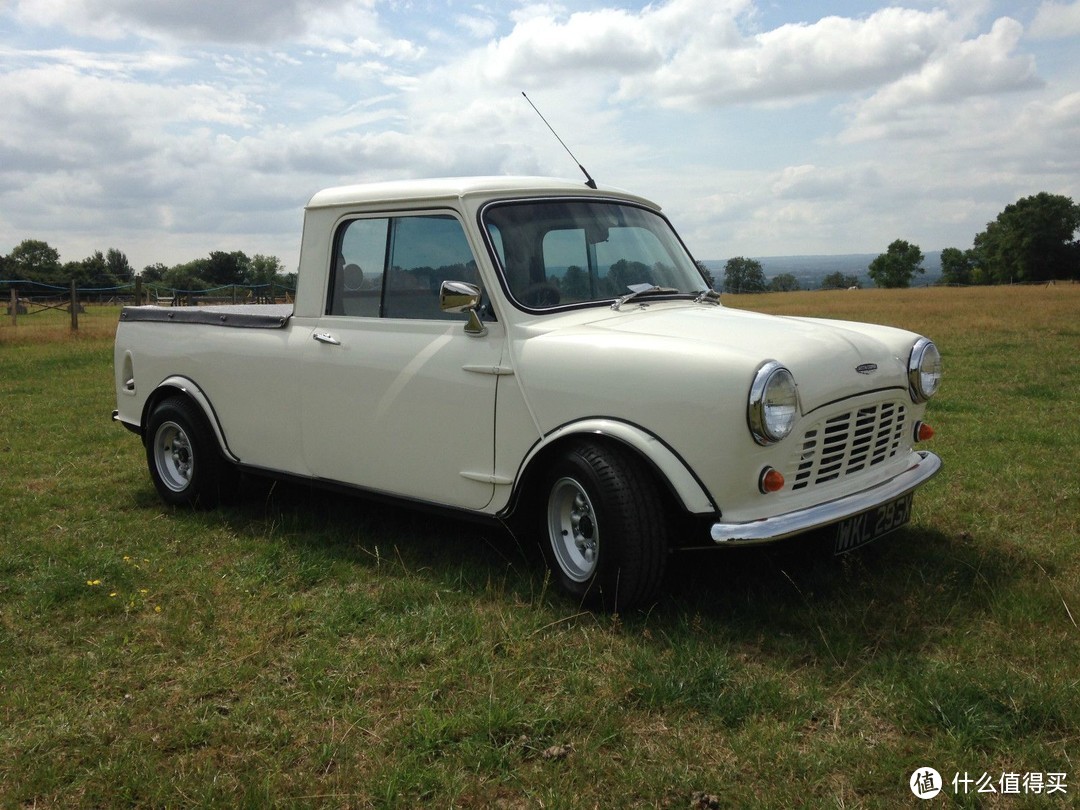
[908, 338, 942, 403]
[748, 362, 798, 445]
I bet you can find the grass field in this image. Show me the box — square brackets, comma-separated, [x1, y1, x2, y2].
[1, 286, 1077, 807]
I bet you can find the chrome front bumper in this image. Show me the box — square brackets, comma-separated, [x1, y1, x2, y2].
[710, 451, 942, 545]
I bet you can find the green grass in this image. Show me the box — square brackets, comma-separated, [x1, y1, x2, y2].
[1, 289, 1077, 807]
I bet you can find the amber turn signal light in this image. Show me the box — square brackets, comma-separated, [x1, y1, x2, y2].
[914, 421, 935, 442]
[759, 467, 786, 494]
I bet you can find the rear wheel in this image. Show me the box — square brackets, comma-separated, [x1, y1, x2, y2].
[145, 397, 237, 508]
[540, 441, 668, 610]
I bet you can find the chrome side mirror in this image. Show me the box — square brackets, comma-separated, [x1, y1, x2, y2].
[439, 280, 487, 336]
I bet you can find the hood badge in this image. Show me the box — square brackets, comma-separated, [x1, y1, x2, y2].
[856, 363, 878, 375]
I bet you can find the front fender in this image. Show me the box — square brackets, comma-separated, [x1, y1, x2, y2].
[143, 376, 239, 463]
[516, 418, 717, 516]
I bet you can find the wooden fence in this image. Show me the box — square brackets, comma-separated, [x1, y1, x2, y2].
[4, 278, 294, 329]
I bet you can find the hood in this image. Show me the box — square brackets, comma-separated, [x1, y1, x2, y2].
[536, 303, 915, 413]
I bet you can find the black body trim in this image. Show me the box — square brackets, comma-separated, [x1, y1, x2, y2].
[120, 306, 292, 329]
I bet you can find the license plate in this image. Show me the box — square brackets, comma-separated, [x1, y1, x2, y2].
[833, 492, 914, 555]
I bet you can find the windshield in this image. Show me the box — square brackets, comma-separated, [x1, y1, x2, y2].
[482, 198, 709, 310]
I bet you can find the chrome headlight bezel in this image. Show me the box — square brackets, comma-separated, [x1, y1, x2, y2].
[908, 338, 942, 403]
[748, 361, 799, 445]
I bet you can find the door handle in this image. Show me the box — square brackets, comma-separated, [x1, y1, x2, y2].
[313, 332, 341, 346]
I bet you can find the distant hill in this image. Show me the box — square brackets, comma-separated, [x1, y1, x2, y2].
[702, 252, 943, 288]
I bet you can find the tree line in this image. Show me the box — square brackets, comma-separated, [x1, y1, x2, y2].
[0, 240, 295, 293]
[939, 192, 1079, 286]
[5, 190, 1076, 296]
[721, 191, 1080, 293]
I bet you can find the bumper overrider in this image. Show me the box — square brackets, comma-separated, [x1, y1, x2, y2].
[710, 450, 942, 545]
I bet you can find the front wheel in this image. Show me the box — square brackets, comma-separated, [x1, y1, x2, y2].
[541, 441, 669, 610]
[145, 397, 236, 508]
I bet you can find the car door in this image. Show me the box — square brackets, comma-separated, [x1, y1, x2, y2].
[300, 211, 503, 510]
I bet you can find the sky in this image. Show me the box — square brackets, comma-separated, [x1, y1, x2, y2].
[2, 0, 1079, 275]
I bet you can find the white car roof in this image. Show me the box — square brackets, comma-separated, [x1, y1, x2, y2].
[305, 176, 659, 210]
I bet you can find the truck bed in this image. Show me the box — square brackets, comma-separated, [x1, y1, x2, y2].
[120, 304, 293, 329]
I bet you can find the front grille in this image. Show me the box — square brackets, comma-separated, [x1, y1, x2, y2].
[789, 401, 907, 491]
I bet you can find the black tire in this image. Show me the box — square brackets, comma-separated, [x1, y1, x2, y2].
[540, 441, 668, 610]
[145, 397, 237, 508]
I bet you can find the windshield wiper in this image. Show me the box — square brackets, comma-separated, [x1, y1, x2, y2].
[694, 289, 722, 305]
[611, 285, 682, 311]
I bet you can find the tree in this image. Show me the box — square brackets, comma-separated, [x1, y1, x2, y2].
[204, 250, 250, 287]
[141, 262, 168, 282]
[868, 240, 924, 288]
[162, 261, 210, 293]
[63, 251, 109, 287]
[608, 258, 653, 291]
[106, 249, 133, 284]
[821, 272, 859, 290]
[694, 260, 716, 289]
[769, 273, 800, 292]
[561, 265, 589, 300]
[60, 249, 135, 287]
[722, 257, 767, 293]
[939, 247, 975, 286]
[8, 239, 62, 283]
[972, 192, 1080, 283]
[245, 254, 285, 286]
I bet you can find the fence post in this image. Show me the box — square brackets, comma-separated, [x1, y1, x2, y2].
[135, 276, 143, 306]
[9, 288, 16, 326]
[70, 280, 79, 331]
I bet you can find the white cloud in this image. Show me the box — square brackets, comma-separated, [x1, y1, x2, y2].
[456, 13, 498, 39]
[1, 0, 1078, 271]
[0, 65, 256, 168]
[0, 45, 191, 76]
[480, 7, 663, 84]
[844, 16, 1039, 140]
[625, 6, 951, 109]
[770, 164, 867, 201]
[1001, 91, 1080, 174]
[423, 1, 1027, 119]
[1029, 1, 1080, 39]
[12, 0, 361, 44]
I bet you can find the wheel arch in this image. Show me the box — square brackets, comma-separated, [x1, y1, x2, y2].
[141, 376, 238, 462]
[503, 418, 717, 520]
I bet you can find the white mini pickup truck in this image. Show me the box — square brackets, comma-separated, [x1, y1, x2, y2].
[114, 176, 942, 608]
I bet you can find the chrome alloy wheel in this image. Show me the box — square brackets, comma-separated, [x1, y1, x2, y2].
[547, 477, 600, 583]
[153, 420, 194, 493]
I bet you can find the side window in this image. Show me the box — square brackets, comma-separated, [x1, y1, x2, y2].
[328, 214, 478, 320]
[384, 215, 478, 320]
[329, 217, 388, 317]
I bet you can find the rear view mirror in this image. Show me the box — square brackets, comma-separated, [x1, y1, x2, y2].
[439, 281, 487, 336]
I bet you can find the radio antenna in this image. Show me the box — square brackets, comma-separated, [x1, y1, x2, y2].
[522, 91, 597, 189]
